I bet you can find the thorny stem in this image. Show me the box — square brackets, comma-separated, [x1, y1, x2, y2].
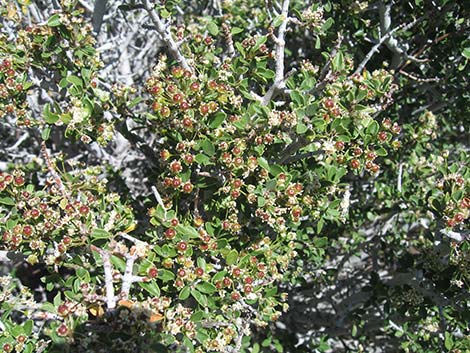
[142, 0, 191, 70]
[261, 0, 290, 106]
[40, 142, 70, 200]
[354, 17, 421, 75]
[91, 245, 117, 309]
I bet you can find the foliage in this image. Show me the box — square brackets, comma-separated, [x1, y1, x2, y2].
[0, 0, 468, 352]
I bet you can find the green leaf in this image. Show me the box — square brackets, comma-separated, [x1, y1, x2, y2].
[258, 157, 270, 172]
[91, 228, 110, 239]
[196, 281, 217, 294]
[315, 36, 321, 49]
[322, 17, 334, 31]
[296, 122, 308, 134]
[231, 27, 243, 35]
[209, 112, 226, 128]
[366, 120, 380, 135]
[191, 310, 205, 322]
[179, 286, 191, 300]
[211, 270, 227, 283]
[47, 14, 61, 27]
[200, 140, 215, 156]
[226, 249, 238, 265]
[0, 197, 15, 206]
[42, 127, 51, 141]
[158, 269, 175, 282]
[444, 332, 453, 350]
[23, 320, 33, 336]
[290, 90, 304, 106]
[314, 237, 328, 248]
[43, 103, 59, 124]
[138, 282, 160, 297]
[191, 288, 208, 307]
[195, 154, 212, 166]
[207, 21, 219, 36]
[272, 15, 284, 27]
[462, 47, 470, 59]
[176, 224, 200, 238]
[67, 75, 83, 88]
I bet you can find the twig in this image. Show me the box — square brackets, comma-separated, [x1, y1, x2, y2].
[399, 69, 439, 83]
[397, 162, 403, 193]
[40, 142, 69, 200]
[142, 0, 191, 70]
[310, 33, 343, 94]
[91, 245, 117, 309]
[378, 2, 425, 68]
[120, 249, 139, 300]
[221, 22, 236, 58]
[261, 0, 290, 106]
[5, 132, 29, 151]
[354, 17, 421, 75]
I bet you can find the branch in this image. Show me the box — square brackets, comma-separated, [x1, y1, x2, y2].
[40, 142, 70, 200]
[120, 248, 140, 300]
[379, 2, 426, 68]
[261, 0, 290, 106]
[354, 17, 421, 75]
[399, 69, 439, 83]
[309, 33, 343, 94]
[142, 0, 191, 70]
[91, 245, 117, 309]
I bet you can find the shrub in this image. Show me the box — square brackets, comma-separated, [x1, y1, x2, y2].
[0, 1, 468, 352]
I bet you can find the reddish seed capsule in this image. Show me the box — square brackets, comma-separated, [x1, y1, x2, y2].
[231, 291, 240, 301]
[195, 267, 204, 276]
[323, 98, 334, 109]
[173, 93, 183, 103]
[160, 106, 171, 118]
[177, 268, 186, 277]
[172, 178, 181, 187]
[182, 117, 193, 128]
[57, 304, 69, 316]
[350, 159, 360, 169]
[3, 343, 13, 352]
[244, 285, 253, 294]
[184, 154, 194, 164]
[170, 218, 179, 227]
[23, 225, 33, 237]
[170, 160, 182, 174]
[56, 324, 68, 336]
[199, 104, 209, 115]
[160, 149, 170, 160]
[378, 131, 388, 142]
[180, 101, 190, 110]
[16, 336, 26, 343]
[30, 209, 40, 218]
[353, 147, 362, 156]
[232, 268, 241, 277]
[182, 182, 193, 193]
[244, 277, 253, 284]
[14, 176, 25, 186]
[190, 82, 200, 92]
[63, 236, 72, 245]
[148, 267, 158, 278]
[79, 205, 89, 215]
[335, 141, 345, 150]
[164, 228, 176, 239]
[454, 213, 464, 223]
[177, 241, 187, 252]
[223, 277, 231, 286]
